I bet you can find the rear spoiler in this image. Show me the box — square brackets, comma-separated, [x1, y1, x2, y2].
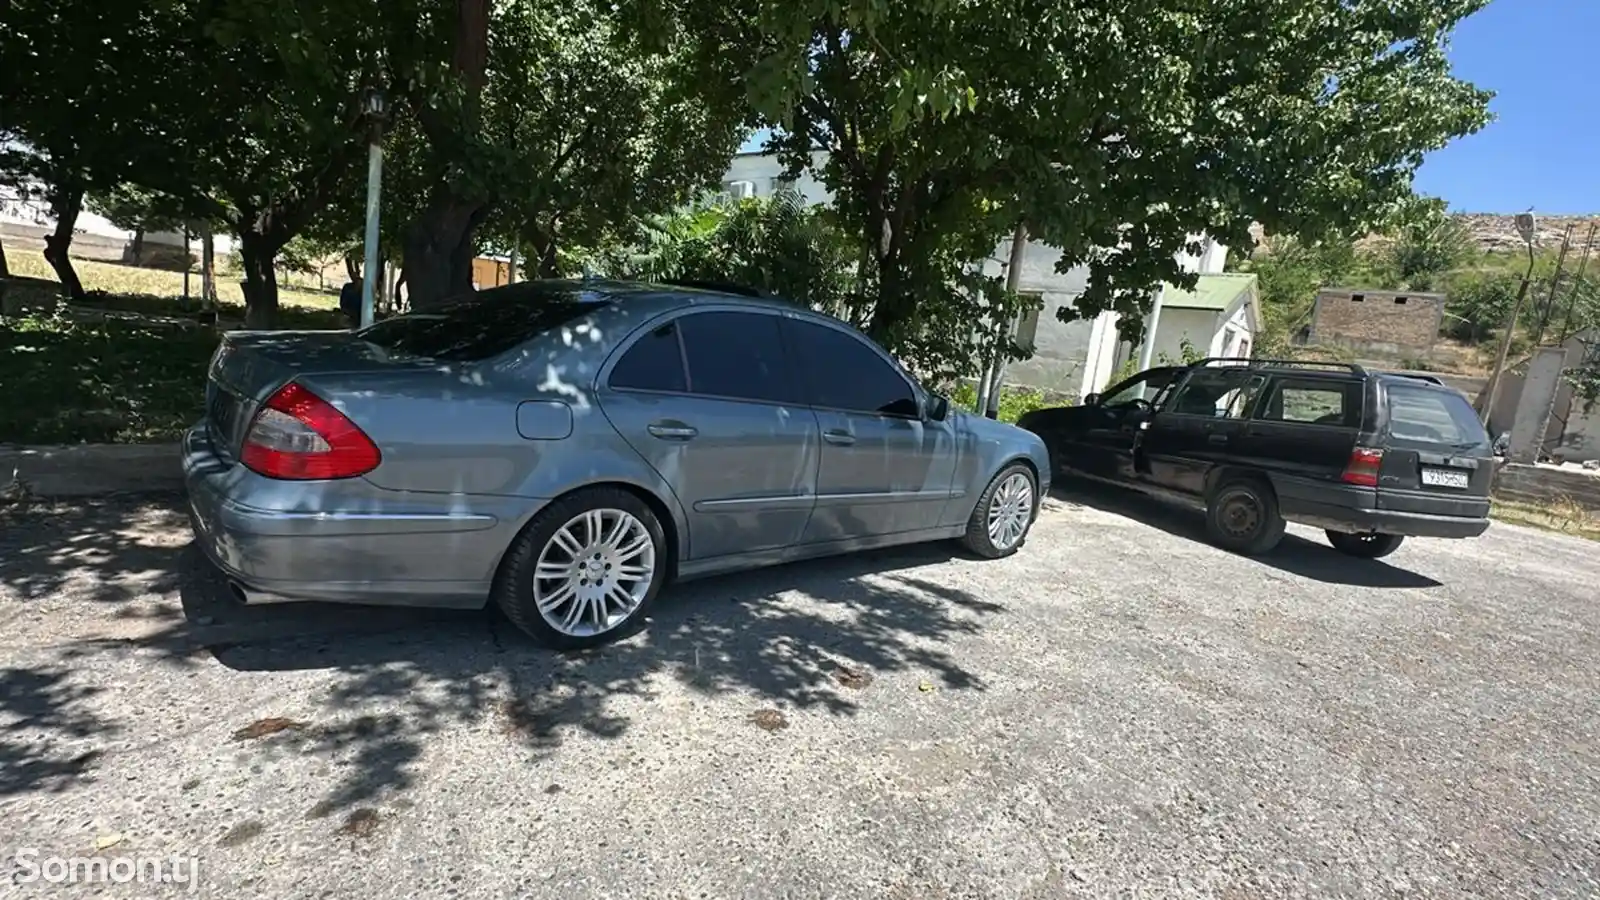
[1385, 372, 1446, 386]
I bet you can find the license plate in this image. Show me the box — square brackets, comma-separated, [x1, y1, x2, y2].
[1420, 467, 1470, 489]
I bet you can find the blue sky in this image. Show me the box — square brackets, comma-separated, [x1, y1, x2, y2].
[1414, 0, 1598, 213]
[739, 1, 1594, 214]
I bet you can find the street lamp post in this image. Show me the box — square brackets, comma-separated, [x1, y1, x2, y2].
[359, 88, 388, 329]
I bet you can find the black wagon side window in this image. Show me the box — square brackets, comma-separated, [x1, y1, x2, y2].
[1164, 368, 1255, 418]
[782, 318, 920, 418]
[678, 311, 798, 403]
[1256, 378, 1362, 427]
[610, 321, 688, 393]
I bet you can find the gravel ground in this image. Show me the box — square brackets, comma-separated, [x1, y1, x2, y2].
[2, 487, 1598, 899]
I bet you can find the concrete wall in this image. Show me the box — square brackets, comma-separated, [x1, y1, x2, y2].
[1148, 307, 1217, 363]
[1310, 287, 1446, 353]
[1493, 464, 1600, 513]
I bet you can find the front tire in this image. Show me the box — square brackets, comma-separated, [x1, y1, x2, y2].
[1326, 530, 1405, 559]
[1204, 477, 1286, 555]
[493, 487, 668, 650]
[961, 463, 1038, 559]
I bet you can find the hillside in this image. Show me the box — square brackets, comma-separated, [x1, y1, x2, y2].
[1452, 214, 1600, 254]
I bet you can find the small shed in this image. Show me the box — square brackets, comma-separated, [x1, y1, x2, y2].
[1309, 287, 1446, 355]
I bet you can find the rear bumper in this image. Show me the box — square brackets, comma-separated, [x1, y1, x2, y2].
[182, 423, 517, 609]
[1275, 478, 1490, 539]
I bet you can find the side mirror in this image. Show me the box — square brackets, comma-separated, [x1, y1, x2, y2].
[1083, 392, 1100, 406]
[926, 394, 950, 422]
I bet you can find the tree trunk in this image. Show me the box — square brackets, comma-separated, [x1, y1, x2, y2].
[404, 0, 491, 309]
[42, 183, 86, 301]
[0, 232, 10, 278]
[402, 197, 483, 309]
[200, 223, 217, 309]
[506, 247, 518, 284]
[238, 230, 281, 329]
[345, 251, 361, 284]
[130, 227, 146, 265]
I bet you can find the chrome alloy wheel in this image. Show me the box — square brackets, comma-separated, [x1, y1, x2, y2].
[533, 508, 656, 637]
[986, 471, 1034, 551]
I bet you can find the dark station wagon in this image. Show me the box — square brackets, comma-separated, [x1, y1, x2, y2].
[1017, 358, 1494, 558]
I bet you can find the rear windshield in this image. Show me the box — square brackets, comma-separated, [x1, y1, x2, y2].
[355, 285, 609, 361]
[1385, 383, 1491, 450]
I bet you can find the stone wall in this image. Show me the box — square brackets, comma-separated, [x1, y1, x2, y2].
[1309, 288, 1446, 354]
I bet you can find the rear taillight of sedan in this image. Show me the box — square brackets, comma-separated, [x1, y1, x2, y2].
[240, 382, 381, 480]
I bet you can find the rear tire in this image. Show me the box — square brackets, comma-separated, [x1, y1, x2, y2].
[1326, 530, 1405, 559]
[961, 463, 1038, 559]
[492, 486, 669, 650]
[1204, 477, 1286, 555]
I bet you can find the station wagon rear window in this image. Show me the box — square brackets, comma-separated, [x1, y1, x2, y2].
[355, 286, 609, 361]
[1386, 384, 1491, 450]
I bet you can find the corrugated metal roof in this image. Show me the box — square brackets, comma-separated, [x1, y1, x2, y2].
[1162, 273, 1257, 311]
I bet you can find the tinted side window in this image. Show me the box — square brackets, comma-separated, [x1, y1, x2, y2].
[610, 321, 688, 393]
[678, 311, 796, 403]
[1257, 378, 1362, 427]
[782, 318, 919, 417]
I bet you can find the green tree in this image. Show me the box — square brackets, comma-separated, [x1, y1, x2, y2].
[665, 0, 1492, 364]
[1387, 198, 1478, 291]
[0, 2, 195, 298]
[474, 0, 747, 282]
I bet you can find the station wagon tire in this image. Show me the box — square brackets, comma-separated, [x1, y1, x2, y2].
[1325, 530, 1405, 559]
[492, 487, 668, 651]
[961, 463, 1038, 559]
[1204, 478, 1286, 556]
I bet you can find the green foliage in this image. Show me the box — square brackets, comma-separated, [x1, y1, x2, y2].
[1387, 199, 1478, 291]
[947, 382, 1049, 424]
[664, 0, 1492, 360]
[0, 310, 218, 443]
[607, 192, 861, 320]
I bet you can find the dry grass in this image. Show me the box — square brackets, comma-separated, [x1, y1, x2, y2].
[7, 248, 338, 310]
[1491, 495, 1600, 542]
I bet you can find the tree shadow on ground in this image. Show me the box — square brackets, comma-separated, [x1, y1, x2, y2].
[20, 493, 1004, 815]
[1052, 480, 1443, 590]
[0, 495, 190, 605]
[0, 666, 118, 797]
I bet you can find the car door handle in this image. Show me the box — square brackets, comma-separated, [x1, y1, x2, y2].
[1207, 433, 1229, 445]
[823, 429, 856, 446]
[647, 422, 698, 441]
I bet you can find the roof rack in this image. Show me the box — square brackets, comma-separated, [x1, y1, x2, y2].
[1187, 357, 1368, 375]
[659, 278, 770, 298]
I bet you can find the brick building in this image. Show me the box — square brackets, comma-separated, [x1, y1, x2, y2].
[1307, 287, 1446, 355]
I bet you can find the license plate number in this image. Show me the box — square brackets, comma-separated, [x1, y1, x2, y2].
[1421, 467, 1470, 489]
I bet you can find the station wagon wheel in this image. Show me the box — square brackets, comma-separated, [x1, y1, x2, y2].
[1204, 477, 1286, 556]
[961, 463, 1038, 559]
[493, 487, 668, 650]
[1325, 530, 1405, 560]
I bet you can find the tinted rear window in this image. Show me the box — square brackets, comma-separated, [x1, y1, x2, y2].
[1385, 383, 1490, 449]
[355, 286, 607, 361]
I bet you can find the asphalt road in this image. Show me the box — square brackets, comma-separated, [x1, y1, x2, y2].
[2, 487, 1597, 898]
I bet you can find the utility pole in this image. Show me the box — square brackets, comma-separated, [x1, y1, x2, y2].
[359, 87, 388, 329]
[1480, 212, 1539, 427]
[1135, 285, 1166, 373]
[1533, 222, 1574, 344]
[1557, 221, 1597, 341]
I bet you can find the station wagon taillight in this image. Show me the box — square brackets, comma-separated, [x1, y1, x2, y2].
[240, 382, 380, 480]
[1341, 447, 1384, 487]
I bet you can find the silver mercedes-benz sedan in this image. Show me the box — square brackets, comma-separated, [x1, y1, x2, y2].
[184, 279, 1051, 648]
